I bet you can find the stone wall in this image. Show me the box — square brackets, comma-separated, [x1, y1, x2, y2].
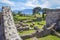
[1, 6, 22, 40]
[46, 9, 60, 30]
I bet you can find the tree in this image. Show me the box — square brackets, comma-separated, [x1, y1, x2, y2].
[18, 11, 23, 16]
[42, 8, 50, 19]
[33, 7, 41, 15]
[12, 11, 16, 16]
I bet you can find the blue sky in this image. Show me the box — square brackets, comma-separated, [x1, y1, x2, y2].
[0, 0, 60, 11]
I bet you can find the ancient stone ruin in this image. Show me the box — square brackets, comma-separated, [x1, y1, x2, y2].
[33, 9, 60, 37]
[46, 9, 60, 31]
[0, 6, 60, 40]
[20, 9, 60, 39]
[0, 6, 22, 40]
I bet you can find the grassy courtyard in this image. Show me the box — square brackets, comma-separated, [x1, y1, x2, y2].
[26, 35, 60, 40]
[14, 14, 60, 40]
[19, 30, 35, 36]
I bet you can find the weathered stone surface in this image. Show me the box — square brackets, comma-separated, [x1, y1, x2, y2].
[34, 26, 40, 30]
[0, 6, 22, 40]
[17, 26, 29, 31]
[18, 22, 29, 27]
[46, 9, 60, 30]
[21, 34, 35, 39]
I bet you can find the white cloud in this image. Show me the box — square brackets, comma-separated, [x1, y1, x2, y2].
[25, 0, 50, 8]
[25, 0, 39, 7]
[0, 0, 15, 6]
[44, 0, 60, 8]
[56, 7, 60, 9]
[40, 1, 50, 8]
[11, 0, 40, 10]
[1, 0, 60, 10]
[0, 0, 50, 10]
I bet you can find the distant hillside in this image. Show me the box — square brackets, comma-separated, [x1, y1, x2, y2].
[22, 9, 33, 15]
[13, 9, 33, 15]
[0, 8, 2, 12]
[12, 8, 44, 15]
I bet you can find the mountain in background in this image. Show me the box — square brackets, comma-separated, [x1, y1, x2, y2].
[0, 8, 2, 12]
[0, 8, 43, 15]
[13, 9, 33, 15]
[22, 9, 33, 15]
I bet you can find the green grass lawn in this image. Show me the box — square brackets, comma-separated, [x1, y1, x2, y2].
[26, 35, 60, 40]
[14, 14, 60, 40]
[14, 15, 37, 20]
[19, 30, 35, 36]
[25, 20, 46, 29]
[38, 35, 60, 40]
